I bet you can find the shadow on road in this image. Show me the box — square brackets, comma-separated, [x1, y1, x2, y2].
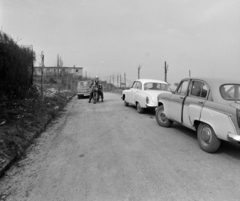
[217, 141, 240, 160]
[169, 123, 240, 159]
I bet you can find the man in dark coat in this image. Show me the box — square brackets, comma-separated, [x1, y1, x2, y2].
[89, 76, 104, 103]
[98, 83, 104, 102]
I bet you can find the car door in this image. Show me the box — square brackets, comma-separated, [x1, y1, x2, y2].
[183, 80, 209, 128]
[127, 81, 138, 104]
[168, 80, 190, 123]
[132, 81, 142, 103]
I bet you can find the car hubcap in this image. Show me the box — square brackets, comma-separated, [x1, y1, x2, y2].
[201, 126, 212, 146]
[158, 110, 167, 123]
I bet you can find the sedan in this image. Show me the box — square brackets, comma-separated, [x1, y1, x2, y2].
[122, 79, 170, 113]
[155, 77, 240, 153]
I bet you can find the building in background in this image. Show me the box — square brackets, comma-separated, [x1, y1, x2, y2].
[34, 66, 83, 77]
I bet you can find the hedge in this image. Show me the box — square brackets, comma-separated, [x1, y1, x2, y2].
[0, 31, 36, 100]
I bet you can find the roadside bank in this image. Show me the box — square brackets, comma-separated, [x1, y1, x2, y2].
[0, 91, 75, 178]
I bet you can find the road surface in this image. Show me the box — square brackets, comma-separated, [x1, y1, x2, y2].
[1, 92, 240, 201]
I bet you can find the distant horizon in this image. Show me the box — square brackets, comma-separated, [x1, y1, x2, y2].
[1, 0, 239, 84]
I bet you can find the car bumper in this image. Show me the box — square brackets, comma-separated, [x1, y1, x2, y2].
[145, 104, 157, 108]
[227, 133, 240, 143]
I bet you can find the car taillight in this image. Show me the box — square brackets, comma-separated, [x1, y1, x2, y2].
[146, 97, 149, 104]
[237, 109, 240, 128]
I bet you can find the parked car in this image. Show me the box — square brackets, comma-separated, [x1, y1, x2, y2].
[122, 79, 170, 113]
[77, 80, 92, 99]
[155, 77, 240, 153]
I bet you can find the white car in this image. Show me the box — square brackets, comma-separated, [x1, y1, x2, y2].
[155, 77, 240, 153]
[122, 79, 170, 113]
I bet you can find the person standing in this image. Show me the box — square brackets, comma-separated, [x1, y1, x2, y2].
[89, 76, 100, 103]
[98, 83, 104, 102]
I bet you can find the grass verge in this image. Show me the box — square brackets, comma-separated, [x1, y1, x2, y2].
[0, 87, 74, 178]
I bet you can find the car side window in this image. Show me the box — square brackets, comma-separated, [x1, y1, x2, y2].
[132, 82, 137, 89]
[177, 81, 189, 95]
[134, 82, 141, 89]
[135, 82, 139, 89]
[190, 81, 208, 98]
[138, 82, 142, 90]
[201, 84, 208, 98]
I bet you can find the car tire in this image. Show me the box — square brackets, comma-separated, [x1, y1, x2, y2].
[197, 123, 221, 153]
[78, 95, 81, 99]
[136, 102, 144, 113]
[155, 105, 173, 127]
[124, 100, 129, 106]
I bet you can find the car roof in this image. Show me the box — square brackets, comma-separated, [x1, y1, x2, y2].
[187, 77, 239, 85]
[183, 77, 240, 103]
[135, 79, 167, 84]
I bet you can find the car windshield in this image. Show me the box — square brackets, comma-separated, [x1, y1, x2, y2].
[144, 82, 168, 91]
[220, 84, 240, 100]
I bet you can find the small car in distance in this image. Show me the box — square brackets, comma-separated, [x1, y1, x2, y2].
[155, 77, 240, 153]
[122, 79, 170, 113]
[77, 80, 92, 99]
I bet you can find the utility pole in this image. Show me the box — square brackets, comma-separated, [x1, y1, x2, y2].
[120, 74, 122, 88]
[66, 71, 69, 90]
[124, 73, 126, 87]
[41, 51, 44, 103]
[164, 61, 169, 82]
[117, 75, 119, 88]
[138, 65, 141, 79]
[57, 54, 60, 92]
[189, 70, 191, 77]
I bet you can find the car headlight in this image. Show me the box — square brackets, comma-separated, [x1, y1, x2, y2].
[146, 96, 149, 104]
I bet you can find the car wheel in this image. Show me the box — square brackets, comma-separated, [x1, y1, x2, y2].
[78, 95, 81, 99]
[136, 102, 144, 113]
[155, 105, 173, 127]
[197, 123, 221, 153]
[124, 100, 129, 106]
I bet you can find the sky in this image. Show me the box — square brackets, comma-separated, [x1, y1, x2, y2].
[0, 0, 240, 85]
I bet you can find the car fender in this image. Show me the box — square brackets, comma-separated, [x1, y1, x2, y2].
[199, 102, 237, 141]
[122, 90, 131, 102]
[157, 92, 173, 118]
[134, 92, 147, 108]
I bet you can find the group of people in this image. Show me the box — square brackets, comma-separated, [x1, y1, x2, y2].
[89, 76, 104, 103]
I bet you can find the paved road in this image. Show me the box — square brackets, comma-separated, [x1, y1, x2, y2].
[1, 92, 240, 201]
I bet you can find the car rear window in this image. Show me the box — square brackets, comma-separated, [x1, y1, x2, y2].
[144, 82, 168, 91]
[220, 84, 240, 100]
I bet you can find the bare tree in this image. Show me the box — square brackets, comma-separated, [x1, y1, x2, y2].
[164, 61, 169, 82]
[138, 65, 141, 79]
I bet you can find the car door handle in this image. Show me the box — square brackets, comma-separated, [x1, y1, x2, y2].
[180, 97, 184, 100]
[198, 101, 204, 104]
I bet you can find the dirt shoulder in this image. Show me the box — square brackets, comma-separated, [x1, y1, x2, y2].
[0, 89, 75, 178]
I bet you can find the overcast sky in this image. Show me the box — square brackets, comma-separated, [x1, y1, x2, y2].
[1, 0, 240, 84]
